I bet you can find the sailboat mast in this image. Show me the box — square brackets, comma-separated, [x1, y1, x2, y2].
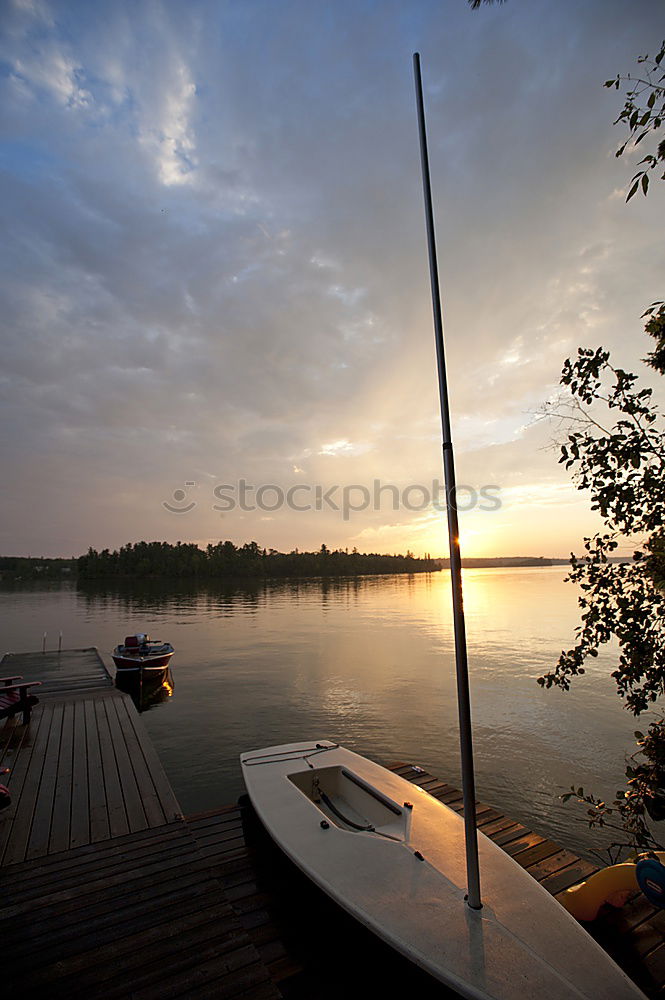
[412, 51, 482, 911]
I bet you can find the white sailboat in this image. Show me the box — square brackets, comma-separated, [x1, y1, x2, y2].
[240, 54, 647, 999]
[240, 741, 644, 999]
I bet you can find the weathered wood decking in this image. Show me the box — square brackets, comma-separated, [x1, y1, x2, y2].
[0, 650, 281, 999]
[0, 648, 662, 998]
[0, 649, 181, 864]
[2, 646, 114, 698]
[1, 820, 281, 999]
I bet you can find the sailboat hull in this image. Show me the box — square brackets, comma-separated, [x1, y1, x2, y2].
[241, 741, 645, 1000]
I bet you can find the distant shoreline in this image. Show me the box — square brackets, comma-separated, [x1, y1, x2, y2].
[0, 551, 627, 583]
[435, 557, 571, 569]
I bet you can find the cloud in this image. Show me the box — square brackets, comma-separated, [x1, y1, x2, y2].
[138, 57, 198, 187]
[0, 0, 663, 557]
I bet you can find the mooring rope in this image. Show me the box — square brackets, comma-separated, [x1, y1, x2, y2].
[318, 788, 375, 832]
[243, 743, 339, 767]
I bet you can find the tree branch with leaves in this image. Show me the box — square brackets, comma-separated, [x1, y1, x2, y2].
[605, 39, 665, 200]
[538, 322, 665, 860]
[536, 39, 665, 861]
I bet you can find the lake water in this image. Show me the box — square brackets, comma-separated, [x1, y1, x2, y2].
[0, 567, 641, 861]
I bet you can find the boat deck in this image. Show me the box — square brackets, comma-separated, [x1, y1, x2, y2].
[0, 648, 663, 998]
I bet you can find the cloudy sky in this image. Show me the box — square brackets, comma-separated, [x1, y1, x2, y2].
[1, 0, 663, 559]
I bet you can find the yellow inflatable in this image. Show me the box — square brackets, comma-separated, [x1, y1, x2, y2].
[557, 852, 665, 922]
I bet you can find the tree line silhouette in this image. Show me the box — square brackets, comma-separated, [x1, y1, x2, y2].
[77, 540, 436, 579]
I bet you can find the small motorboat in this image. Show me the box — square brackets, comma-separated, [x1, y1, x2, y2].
[112, 634, 174, 678]
[115, 666, 175, 713]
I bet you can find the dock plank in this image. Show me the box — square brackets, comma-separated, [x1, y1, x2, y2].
[103, 695, 148, 832]
[95, 698, 128, 838]
[69, 698, 90, 848]
[48, 700, 75, 854]
[2, 703, 55, 865]
[1, 648, 112, 700]
[526, 848, 587, 882]
[508, 838, 562, 867]
[71, 922, 252, 1000]
[2, 826, 191, 902]
[5, 863, 228, 953]
[0, 713, 23, 761]
[0, 707, 46, 857]
[107, 693, 166, 828]
[84, 697, 110, 844]
[1, 830, 280, 1000]
[120, 692, 182, 823]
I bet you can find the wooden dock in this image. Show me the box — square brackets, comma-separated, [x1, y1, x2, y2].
[0, 648, 181, 863]
[0, 650, 281, 999]
[1, 648, 663, 998]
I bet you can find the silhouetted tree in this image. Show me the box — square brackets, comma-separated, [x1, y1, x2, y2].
[538, 40, 665, 859]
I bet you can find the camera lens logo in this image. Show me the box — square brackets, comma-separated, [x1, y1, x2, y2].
[163, 482, 197, 514]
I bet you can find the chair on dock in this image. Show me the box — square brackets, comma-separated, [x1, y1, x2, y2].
[0, 676, 41, 725]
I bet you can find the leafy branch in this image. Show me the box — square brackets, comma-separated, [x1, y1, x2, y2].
[538, 40, 665, 864]
[539, 334, 665, 858]
[643, 302, 665, 374]
[561, 718, 665, 862]
[605, 40, 665, 200]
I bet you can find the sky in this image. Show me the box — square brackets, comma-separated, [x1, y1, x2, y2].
[0, 0, 663, 559]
